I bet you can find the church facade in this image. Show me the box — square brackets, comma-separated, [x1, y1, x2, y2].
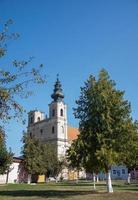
[27, 77, 80, 179]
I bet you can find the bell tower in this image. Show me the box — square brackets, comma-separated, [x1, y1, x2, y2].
[49, 75, 68, 158]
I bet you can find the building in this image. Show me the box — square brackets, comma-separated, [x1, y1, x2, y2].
[0, 157, 23, 184]
[27, 76, 81, 180]
[27, 76, 79, 159]
[98, 165, 128, 180]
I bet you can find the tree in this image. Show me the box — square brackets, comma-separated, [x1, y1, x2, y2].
[0, 129, 13, 179]
[67, 135, 102, 189]
[67, 138, 84, 183]
[22, 133, 66, 183]
[0, 19, 46, 128]
[22, 133, 44, 183]
[119, 121, 138, 183]
[41, 143, 62, 180]
[70, 69, 138, 193]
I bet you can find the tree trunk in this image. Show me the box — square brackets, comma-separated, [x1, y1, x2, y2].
[93, 173, 96, 190]
[106, 170, 113, 193]
[127, 173, 131, 184]
[96, 174, 99, 182]
[6, 170, 9, 184]
[27, 174, 31, 184]
[76, 170, 79, 184]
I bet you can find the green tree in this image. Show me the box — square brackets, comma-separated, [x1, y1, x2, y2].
[22, 133, 66, 183]
[0, 129, 13, 179]
[41, 143, 60, 180]
[22, 133, 44, 183]
[67, 135, 102, 188]
[67, 138, 84, 183]
[71, 69, 137, 193]
[119, 121, 138, 183]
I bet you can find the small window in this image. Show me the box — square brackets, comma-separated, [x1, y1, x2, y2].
[37, 117, 40, 122]
[60, 109, 63, 116]
[52, 126, 55, 134]
[52, 109, 55, 117]
[122, 169, 125, 174]
[30, 116, 33, 123]
[113, 170, 116, 175]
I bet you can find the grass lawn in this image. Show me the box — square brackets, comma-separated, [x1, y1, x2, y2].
[0, 181, 137, 200]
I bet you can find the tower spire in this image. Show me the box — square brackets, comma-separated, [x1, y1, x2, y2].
[51, 75, 64, 102]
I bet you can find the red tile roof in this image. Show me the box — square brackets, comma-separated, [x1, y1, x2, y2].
[68, 126, 79, 141]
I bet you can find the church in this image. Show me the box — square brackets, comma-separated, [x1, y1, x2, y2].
[27, 76, 80, 180]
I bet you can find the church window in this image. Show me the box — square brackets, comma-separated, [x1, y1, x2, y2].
[30, 116, 33, 124]
[60, 109, 63, 116]
[52, 109, 55, 117]
[37, 117, 40, 122]
[122, 169, 125, 174]
[52, 126, 55, 134]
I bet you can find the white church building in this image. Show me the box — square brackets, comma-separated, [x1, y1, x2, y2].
[27, 76, 81, 180]
[27, 76, 79, 159]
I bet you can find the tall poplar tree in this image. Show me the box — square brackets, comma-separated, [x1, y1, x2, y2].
[71, 69, 138, 193]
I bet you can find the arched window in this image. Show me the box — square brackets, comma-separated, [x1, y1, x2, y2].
[37, 117, 40, 122]
[52, 126, 55, 134]
[60, 109, 63, 116]
[30, 116, 33, 123]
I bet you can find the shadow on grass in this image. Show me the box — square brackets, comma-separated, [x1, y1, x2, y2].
[55, 183, 106, 187]
[116, 188, 138, 192]
[0, 190, 106, 198]
[113, 183, 138, 188]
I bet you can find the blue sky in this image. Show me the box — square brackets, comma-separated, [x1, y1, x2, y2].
[0, 0, 138, 155]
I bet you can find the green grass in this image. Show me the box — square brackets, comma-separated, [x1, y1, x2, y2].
[0, 181, 137, 200]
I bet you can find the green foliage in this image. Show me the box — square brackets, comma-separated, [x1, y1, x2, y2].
[119, 121, 138, 171]
[67, 137, 83, 170]
[41, 143, 63, 177]
[0, 19, 46, 127]
[22, 133, 65, 177]
[68, 69, 138, 174]
[22, 133, 44, 175]
[0, 129, 13, 174]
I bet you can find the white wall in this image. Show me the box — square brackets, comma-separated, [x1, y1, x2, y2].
[0, 162, 19, 184]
